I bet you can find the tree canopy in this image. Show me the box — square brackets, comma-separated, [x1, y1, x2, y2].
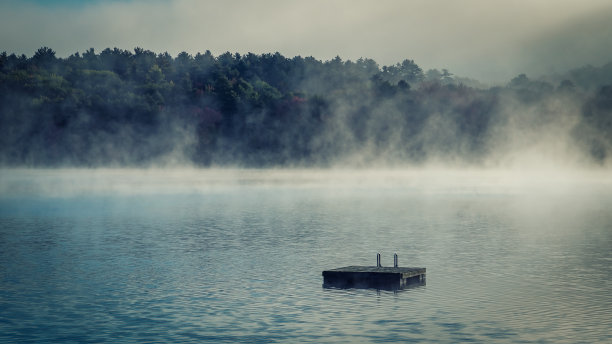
[1, 47, 611, 167]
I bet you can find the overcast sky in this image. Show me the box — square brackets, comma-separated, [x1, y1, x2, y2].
[1, 0, 612, 83]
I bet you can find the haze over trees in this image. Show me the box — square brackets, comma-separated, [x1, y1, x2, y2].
[1, 47, 611, 167]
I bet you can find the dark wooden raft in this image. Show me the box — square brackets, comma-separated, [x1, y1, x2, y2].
[322, 254, 425, 290]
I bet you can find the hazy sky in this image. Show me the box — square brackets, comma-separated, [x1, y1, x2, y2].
[2, 0, 612, 83]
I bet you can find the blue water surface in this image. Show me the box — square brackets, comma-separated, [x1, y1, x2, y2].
[1, 169, 611, 343]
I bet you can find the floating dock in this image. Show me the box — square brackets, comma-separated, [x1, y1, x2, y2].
[322, 254, 425, 290]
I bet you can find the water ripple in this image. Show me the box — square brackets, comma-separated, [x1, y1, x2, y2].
[1, 173, 611, 343]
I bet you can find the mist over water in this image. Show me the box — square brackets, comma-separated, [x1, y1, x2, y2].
[2, 1, 612, 341]
[1, 168, 611, 343]
[2, 48, 612, 169]
[1, 168, 610, 197]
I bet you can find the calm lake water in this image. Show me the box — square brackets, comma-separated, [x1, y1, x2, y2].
[1, 169, 611, 343]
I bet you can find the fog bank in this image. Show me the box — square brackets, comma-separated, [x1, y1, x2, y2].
[1, 168, 610, 199]
[1, 49, 612, 169]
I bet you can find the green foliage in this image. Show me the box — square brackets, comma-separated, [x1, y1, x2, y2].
[0, 46, 611, 166]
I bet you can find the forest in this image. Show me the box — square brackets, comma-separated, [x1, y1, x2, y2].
[1, 47, 611, 167]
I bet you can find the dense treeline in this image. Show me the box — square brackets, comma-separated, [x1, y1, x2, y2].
[1, 47, 611, 167]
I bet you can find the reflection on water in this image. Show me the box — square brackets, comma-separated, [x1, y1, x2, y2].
[323, 277, 426, 292]
[0, 169, 611, 343]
